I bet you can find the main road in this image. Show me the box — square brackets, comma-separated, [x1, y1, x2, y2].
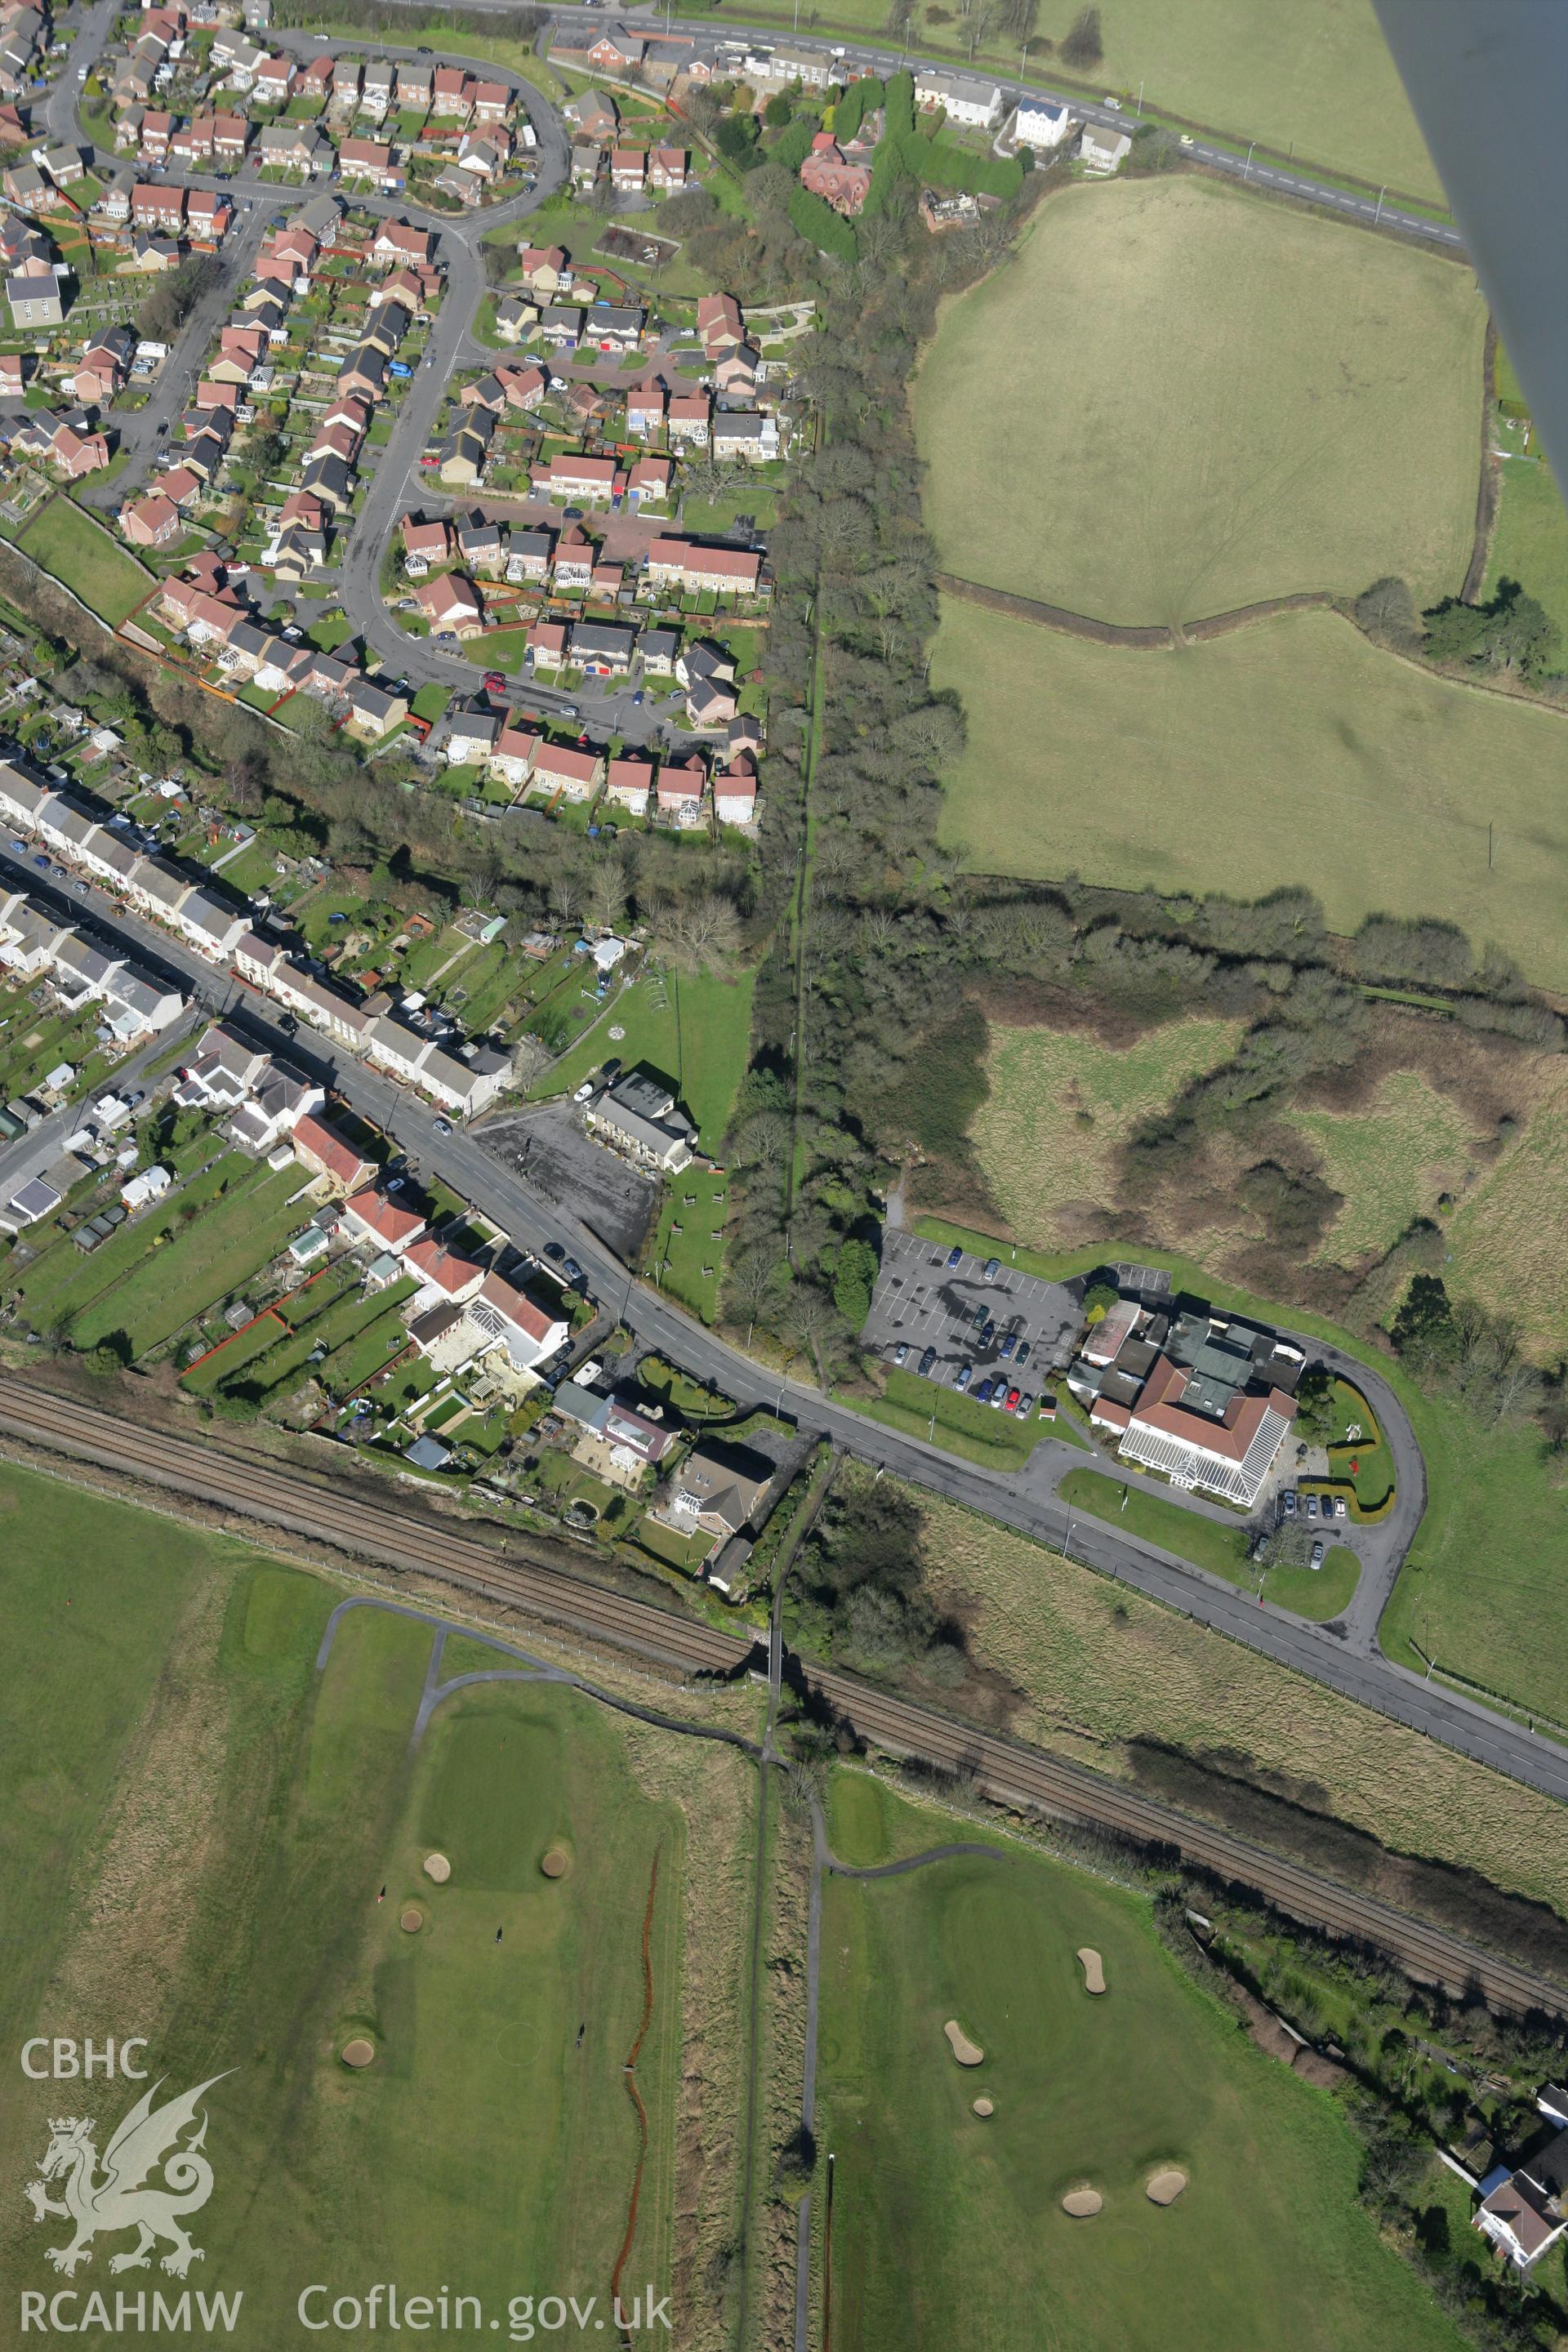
[2, 841, 1564, 1814]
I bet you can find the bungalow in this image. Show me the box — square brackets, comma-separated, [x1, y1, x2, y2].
[1080, 121, 1131, 172]
[416, 571, 483, 635]
[122, 489, 181, 547]
[714, 756, 758, 825]
[603, 755, 652, 815]
[912, 67, 1003, 128]
[471, 1267, 569, 1375]
[530, 739, 603, 803]
[657, 755, 707, 826]
[488, 719, 539, 789]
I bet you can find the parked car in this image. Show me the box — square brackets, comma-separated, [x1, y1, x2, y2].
[1281, 1489, 1297, 1519]
[563, 1258, 584, 1284]
[1017, 1392, 1034, 1416]
[975, 1378, 994, 1405]
[1310, 1539, 1326, 1569]
[973, 1302, 989, 1329]
[978, 1320, 995, 1349]
[1306, 1493, 1319, 1519]
[917, 1345, 937, 1377]
[955, 1363, 973, 1391]
[893, 1342, 908, 1366]
[572, 1080, 595, 1102]
[432, 1116, 452, 1136]
[1004, 1387, 1021, 1413]
[1014, 1339, 1031, 1366]
[982, 1256, 1001, 1283]
[544, 1242, 564, 1261]
[999, 1331, 1018, 1361]
[483, 670, 506, 694]
[1334, 1495, 1348, 1521]
[988, 1384, 1008, 1410]
[946, 1245, 963, 1268]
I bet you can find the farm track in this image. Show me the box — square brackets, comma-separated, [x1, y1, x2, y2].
[934, 572, 1338, 645]
[2, 1374, 1566, 2020]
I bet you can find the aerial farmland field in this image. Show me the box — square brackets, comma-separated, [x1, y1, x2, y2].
[813, 1772, 1465, 2352]
[0, 1466, 751, 2340]
[932, 599, 1568, 991]
[915, 178, 1484, 626]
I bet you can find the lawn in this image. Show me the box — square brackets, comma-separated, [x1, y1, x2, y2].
[1290, 1069, 1484, 1267]
[814, 1771, 1464, 2352]
[839, 1366, 1056, 1473]
[649, 1166, 730, 1324]
[971, 1017, 1245, 1249]
[535, 963, 756, 1152]
[932, 600, 1568, 991]
[1443, 1061, 1568, 1363]
[900, 1477, 1568, 1922]
[915, 179, 1483, 626]
[1058, 1464, 1359, 1622]
[65, 1160, 305, 1359]
[17, 497, 156, 628]
[1481, 452, 1568, 657]
[0, 1489, 691, 2330]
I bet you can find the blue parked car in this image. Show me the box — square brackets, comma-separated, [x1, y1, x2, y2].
[975, 1378, 995, 1405]
[917, 1345, 937, 1377]
[947, 1245, 963, 1268]
[999, 1331, 1018, 1361]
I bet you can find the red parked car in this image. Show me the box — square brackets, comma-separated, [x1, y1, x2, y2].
[483, 670, 506, 694]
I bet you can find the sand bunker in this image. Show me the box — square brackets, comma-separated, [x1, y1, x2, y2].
[943, 2018, 984, 2066]
[1147, 2168, 1188, 2205]
[971, 2097, 995, 2118]
[1062, 2187, 1102, 2217]
[399, 1907, 423, 1934]
[341, 2038, 375, 2069]
[540, 1846, 571, 1879]
[1076, 1946, 1107, 1995]
[423, 1852, 452, 1883]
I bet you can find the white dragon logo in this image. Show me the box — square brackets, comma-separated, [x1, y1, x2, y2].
[24, 2074, 231, 2279]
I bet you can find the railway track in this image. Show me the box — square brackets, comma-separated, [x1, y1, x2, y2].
[4, 1373, 1564, 2019]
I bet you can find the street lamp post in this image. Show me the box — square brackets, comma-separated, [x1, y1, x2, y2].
[1374, 184, 1385, 226]
[1244, 140, 1255, 180]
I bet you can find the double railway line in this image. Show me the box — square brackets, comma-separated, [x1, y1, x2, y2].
[3, 1372, 1565, 2020]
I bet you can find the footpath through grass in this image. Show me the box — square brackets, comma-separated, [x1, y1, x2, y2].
[815, 1770, 1466, 2352]
[1059, 1467, 1360, 1622]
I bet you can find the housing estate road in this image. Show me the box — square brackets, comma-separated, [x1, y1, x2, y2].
[0, 1370, 1562, 2021]
[2, 839, 1561, 1813]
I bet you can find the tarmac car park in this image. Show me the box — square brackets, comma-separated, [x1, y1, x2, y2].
[863, 1230, 1080, 1390]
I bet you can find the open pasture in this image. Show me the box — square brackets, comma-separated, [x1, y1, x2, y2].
[932, 600, 1568, 992]
[0, 1486, 688, 2332]
[816, 1772, 1463, 2352]
[915, 179, 1482, 626]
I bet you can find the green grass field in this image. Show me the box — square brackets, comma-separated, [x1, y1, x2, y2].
[815, 1772, 1463, 2352]
[1058, 1468, 1360, 1620]
[18, 497, 155, 627]
[838, 1366, 1057, 1472]
[536, 964, 757, 1151]
[916, 180, 1482, 626]
[933, 600, 1568, 991]
[1481, 454, 1568, 655]
[0, 1468, 688, 2328]
[66, 1164, 305, 1359]
[1291, 1069, 1485, 1267]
